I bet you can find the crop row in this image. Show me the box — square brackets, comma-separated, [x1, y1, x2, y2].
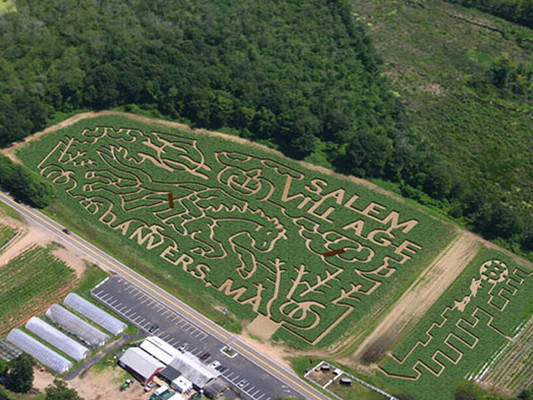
[378, 248, 533, 399]
[0, 246, 77, 336]
[479, 317, 533, 394]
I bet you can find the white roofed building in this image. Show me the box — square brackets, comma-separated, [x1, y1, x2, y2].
[171, 375, 193, 394]
[140, 336, 181, 365]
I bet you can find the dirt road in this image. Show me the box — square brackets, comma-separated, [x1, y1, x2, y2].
[353, 230, 479, 362]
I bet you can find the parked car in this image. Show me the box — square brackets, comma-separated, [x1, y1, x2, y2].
[215, 365, 227, 373]
[144, 382, 156, 392]
[177, 343, 188, 352]
[200, 352, 210, 361]
[209, 360, 221, 369]
[148, 324, 159, 333]
[237, 379, 248, 388]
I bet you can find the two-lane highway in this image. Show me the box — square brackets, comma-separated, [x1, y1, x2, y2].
[0, 191, 329, 400]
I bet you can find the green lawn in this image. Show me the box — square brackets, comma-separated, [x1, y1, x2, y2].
[0, 223, 16, 251]
[17, 113, 454, 348]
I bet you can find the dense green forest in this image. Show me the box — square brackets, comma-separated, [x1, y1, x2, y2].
[444, 0, 533, 28]
[0, 0, 532, 255]
[350, 0, 533, 256]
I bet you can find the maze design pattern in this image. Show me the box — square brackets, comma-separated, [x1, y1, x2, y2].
[36, 126, 430, 345]
[380, 259, 532, 380]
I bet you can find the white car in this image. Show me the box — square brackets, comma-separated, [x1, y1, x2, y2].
[209, 360, 221, 369]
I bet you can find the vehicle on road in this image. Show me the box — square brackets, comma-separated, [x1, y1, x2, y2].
[237, 379, 248, 388]
[62, 228, 71, 235]
[200, 352, 210, 361]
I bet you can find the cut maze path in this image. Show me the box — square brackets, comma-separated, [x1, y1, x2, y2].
[352, 230, 479, 362]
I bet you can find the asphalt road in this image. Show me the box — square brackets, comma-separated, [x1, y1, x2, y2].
[0, 191, 329, 400]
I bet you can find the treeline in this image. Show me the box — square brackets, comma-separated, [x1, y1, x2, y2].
[0, 154, 55, 208]
[444, 0, 533, 28]
[0, 0, 531, 253]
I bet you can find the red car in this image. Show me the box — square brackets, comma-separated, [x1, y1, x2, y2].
[200, 352, 210, 361]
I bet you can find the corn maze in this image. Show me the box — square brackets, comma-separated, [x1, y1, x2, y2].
[0, 245, 78, 337]
[379, 249, 533, 398]
[17, 116, 454, 347]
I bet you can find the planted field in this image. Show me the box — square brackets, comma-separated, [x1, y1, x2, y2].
[17, 114, 454, 347]
[477, 317, 533, 395]
[379, 247, 533, 399]
[0, 245, 78, 337]
[0, 223, 16, 251]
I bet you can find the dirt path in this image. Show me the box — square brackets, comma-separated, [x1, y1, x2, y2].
[352, 230, 480, 362]
[0, 214, 92, 277]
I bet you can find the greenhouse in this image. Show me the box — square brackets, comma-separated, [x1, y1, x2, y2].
[64, 293, 126, 335]
[26, 317, 89, 361]
[6, 329, 73, 374]
[46, 304, 109, 348]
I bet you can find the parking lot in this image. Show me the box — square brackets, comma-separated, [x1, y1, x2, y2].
[91, 277, 297, 400]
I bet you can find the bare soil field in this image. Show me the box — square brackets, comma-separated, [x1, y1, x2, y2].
[33, 367, 147, 400]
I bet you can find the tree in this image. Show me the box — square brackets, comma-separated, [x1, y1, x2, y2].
[0, 358, 7, 376]
[518, 389, 533, 400]
[45, 379, 83, 400]
[5, 354, 34, 393]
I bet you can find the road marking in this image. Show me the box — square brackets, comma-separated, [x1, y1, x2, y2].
[0, 193, 325, 400]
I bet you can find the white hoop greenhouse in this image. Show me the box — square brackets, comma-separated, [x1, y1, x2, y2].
[46, 304, 109, 348]
[26, 317, 89, 361]
[6, 329, 73, 374]
[64, 293, 126, 335]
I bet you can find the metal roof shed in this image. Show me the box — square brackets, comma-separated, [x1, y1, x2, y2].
[45, 304, 109, 348]
[26, 317, 89, 362]
[203, 377, 228, 399]
[119, 347, 164, 383]
[6, 329, 73, 374]
[140, 336, 181, 365]
[65, 293, 126, 335]
[167, 352, 219, 389]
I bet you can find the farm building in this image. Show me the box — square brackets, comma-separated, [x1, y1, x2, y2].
[166, 351, 220, 389]
[64, 293, 126, 335]
[119, 347, 164, 383]
[140, 336, 181, 364]
[159, 365, 182, 383]
[6, 329, 73, 374]
[25, 317, 89, 361]
[203, 377, 228, 398]
[45, 304, 109, 347]
[170, 375, 193, 394]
